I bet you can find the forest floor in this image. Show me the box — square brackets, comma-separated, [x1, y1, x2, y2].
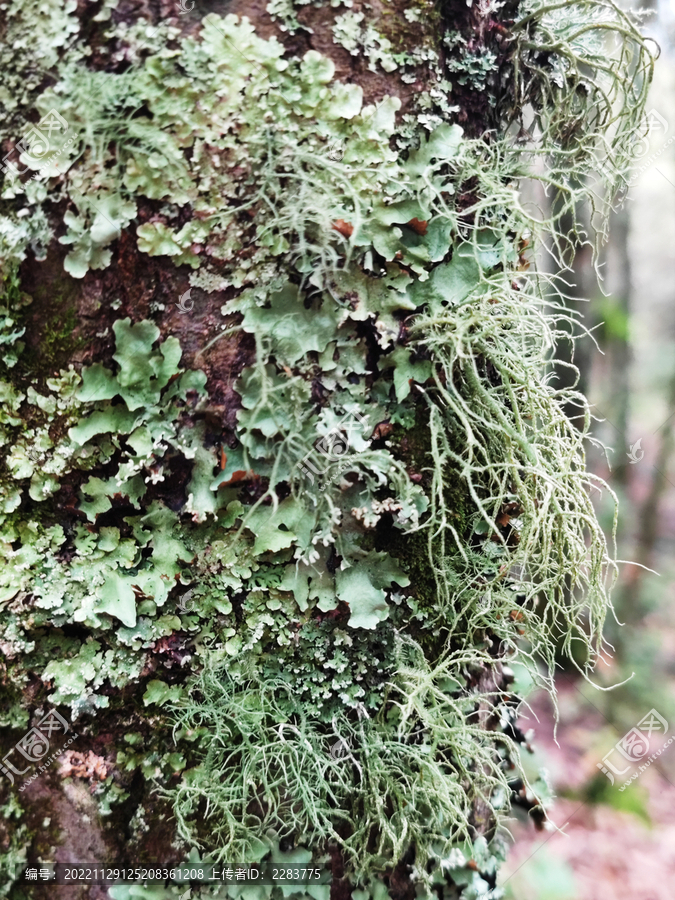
[499, 679, 675, 900]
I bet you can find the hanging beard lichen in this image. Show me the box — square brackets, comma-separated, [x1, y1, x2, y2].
[0, 0, 655, 896]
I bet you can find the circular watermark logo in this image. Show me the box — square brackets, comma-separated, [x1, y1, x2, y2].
[330, 738, 351, 760]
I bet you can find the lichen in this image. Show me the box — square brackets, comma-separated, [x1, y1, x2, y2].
[332, 11, 399, 73]
[0, 0, 656, 895]
[444, 30, 498, 91]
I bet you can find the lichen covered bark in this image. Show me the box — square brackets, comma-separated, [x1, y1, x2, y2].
[0, 0, 653, 898]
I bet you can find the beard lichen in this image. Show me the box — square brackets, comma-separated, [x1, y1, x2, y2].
[0, 0, 655, 896]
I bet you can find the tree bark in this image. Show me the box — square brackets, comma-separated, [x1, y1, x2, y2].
[0, 0, 651, 897]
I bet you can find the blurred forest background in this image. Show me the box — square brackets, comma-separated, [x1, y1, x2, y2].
[500, 1, 675, 896]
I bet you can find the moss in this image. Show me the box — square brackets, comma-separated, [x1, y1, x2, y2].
[0, 793, 31, 899]
[28, 304, 82, 374]
[0, 261, 85, 383]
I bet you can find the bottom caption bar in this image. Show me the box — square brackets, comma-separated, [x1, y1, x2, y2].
[19, 864, 331, 885]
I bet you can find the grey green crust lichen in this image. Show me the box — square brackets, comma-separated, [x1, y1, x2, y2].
[0, 0, 654, 897]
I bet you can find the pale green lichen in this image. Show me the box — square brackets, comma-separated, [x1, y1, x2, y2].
[0, 0, 80, 146]
[444, 30, 499, 92]
[332, 12, 399, 73]
[0, 0, 656, 895]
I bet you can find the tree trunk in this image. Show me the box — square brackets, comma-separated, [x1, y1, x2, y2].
[0, 1, 652, 898]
